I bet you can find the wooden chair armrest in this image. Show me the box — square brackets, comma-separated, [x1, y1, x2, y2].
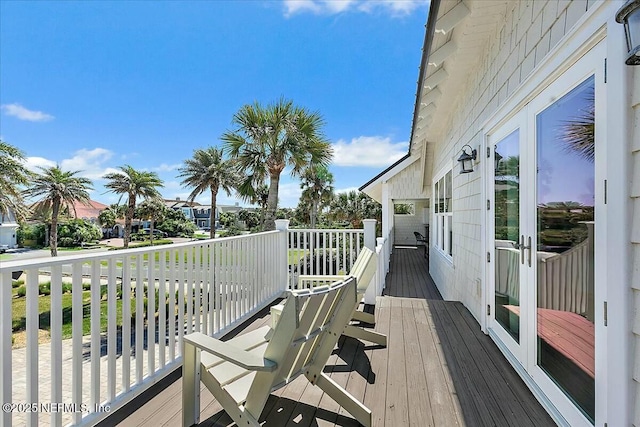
[183, 332, 277, 372]
[298, 275, 348, 288]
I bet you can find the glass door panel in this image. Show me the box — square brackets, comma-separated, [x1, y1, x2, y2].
[494, 129, 521, 342]
[535, 76, 595, 422]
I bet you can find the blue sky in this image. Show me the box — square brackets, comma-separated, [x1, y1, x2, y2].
[1, 0, 428, 208]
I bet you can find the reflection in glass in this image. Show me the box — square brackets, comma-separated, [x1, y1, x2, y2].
[536, 76, 595, 423]
[494, 130, 521, 342]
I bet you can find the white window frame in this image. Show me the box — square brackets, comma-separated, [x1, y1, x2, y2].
[433, 166, 453, 261]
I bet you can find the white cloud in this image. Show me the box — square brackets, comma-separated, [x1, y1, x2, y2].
[277, 182, 303, 208]
[152, 163, 182, 172]
[283, 0, 427, 16]
[60, 148, 117, 180]
[24, 148, 120, 181]
[24, 156, 56, 171]
[1, 103, 54, 122]
[332, 136, 408, 167]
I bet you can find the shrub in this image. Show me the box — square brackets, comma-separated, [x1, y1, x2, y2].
[12, 280, 24, 288]
[16, 285, 26, 297]
[61, 283, 73, 294]
[39, 283, 51, 296]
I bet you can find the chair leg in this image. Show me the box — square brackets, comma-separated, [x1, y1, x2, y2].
[352, 310, 375, 324]
[182, 343, 201, 426]
[343, 325, 387, 347]
[315, 372, 372, 427]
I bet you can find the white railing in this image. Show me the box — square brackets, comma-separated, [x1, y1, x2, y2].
[0, 231, 287, 427]
[286, 227, 364, 289]
[365, 226, 392, 304]
[283, 220, 390, 306]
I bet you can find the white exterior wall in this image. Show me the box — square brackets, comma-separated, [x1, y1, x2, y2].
[393, 199, 430, 246]
[387, 159, 429, 199]
[631, 67, 640, 427]
[427, 0, 592, 323]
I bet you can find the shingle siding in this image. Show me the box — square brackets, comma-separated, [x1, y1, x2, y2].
[427, 0, 588, 320]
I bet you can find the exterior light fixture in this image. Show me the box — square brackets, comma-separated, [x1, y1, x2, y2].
[494, 149, 503, 173]
[616, 0, 640, 65]
[457, 144, 477, 174]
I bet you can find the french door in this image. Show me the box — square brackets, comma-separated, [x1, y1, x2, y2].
[486, 41, 605, 426]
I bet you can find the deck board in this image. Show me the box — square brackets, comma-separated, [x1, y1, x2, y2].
[115, 247, 554, 427]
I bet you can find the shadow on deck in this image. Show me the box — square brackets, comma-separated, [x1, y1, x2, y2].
[109, 247, 554, 427]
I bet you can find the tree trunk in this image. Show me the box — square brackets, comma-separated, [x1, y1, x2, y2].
[149, 218, 154, 245]
[210, 187, 218, 239]
[263, 172, 280, 231]
[50, 198, 60, 257]
[124, 195, 135, 249]
[310, 200, 318, 229]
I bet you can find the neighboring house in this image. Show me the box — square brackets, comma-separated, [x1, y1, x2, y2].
[361, 1, 637, 426]
[66, 199, 108, 224]
[164, 198, 215, 229]
[0, 210, 19, 249]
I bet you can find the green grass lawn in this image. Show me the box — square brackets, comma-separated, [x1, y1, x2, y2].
[10, 286, 144, 345]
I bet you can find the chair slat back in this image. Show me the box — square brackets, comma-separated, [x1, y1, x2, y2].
[244, 277, 357, 414]
[349, 247, 377, 295]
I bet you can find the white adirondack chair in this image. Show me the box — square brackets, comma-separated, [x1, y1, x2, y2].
[272, 246, 387, 347]
[182, 276, 372, 427]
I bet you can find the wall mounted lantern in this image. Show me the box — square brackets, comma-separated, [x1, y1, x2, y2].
[494, 149, 503, 174]
[616, 0, 640, 65]
[457, 144, 477, 174]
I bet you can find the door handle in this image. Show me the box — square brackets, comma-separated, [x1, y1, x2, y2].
[520, 235, 532, 266]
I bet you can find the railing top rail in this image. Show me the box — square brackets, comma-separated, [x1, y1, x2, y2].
[288, 228, 363, 233]
[0, 230, 282, 271]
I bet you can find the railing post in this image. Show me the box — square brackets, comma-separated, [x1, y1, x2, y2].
[362, 219, 376, 251]
[362, 219, 377, 304]
[376, 237, 387, 295]
[275, 220, 290, 293]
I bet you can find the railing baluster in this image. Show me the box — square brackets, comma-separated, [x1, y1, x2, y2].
[90, 261, 101, 409]
[135, 254, 144, 384]
[122, 256, 131, 392]
[148, 254, 156, 376]
[208, 243, 215, 335]
[0, 272, 12, 427]
[25, 268, 39, 427]
[158, 250, 166, 368]
[71, 263, 83, 425]
[193, 246, 200, 333]
[186, 248, 193, 335]
[50, 265, 63, 426]
[168, 249, 176, 361]
[177, 248, 184, 356]
[107, 259, 117, 401]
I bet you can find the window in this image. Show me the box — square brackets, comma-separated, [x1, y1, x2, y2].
[433, 168, 453, 258]
[393, 202, 415, 215]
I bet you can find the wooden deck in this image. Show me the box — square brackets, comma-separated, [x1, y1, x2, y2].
[110, 247, 555, 427]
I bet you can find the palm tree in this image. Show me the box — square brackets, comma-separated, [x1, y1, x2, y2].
[136, 198, 167, 244]
[238, 181, 269, 230]
[299, 164, 334, 228]
[222, 98, 333, 231]
[24, 166, 93, 256]
[329, 191, 381, 229]
[0, 140, 32, 221]
[178, 147, 239, 239]
[104, 165, 163, 249]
